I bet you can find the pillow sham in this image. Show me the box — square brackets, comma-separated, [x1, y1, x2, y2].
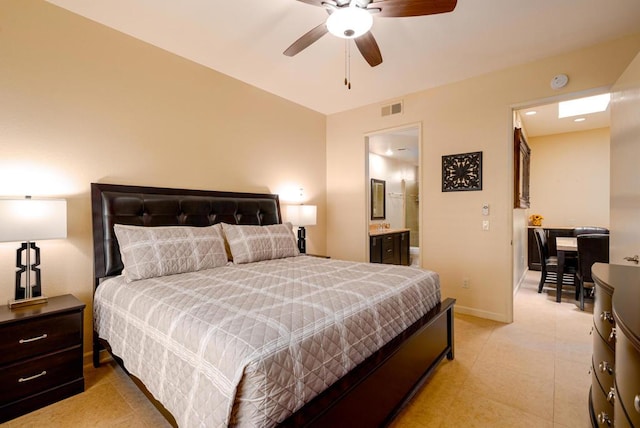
[221, 222, 299, 264]
[114, 224, 228, 282]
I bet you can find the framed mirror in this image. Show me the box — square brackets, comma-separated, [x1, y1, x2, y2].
[371, 178, 386, 220]
[514, 127, 531, 208]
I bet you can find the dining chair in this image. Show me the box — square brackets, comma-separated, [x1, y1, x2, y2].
[533, 228, 577, 297]
[576, 234, 610, 310]
[573, 226, 609, 236]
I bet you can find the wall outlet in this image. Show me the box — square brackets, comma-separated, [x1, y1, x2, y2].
[462, 278, 470, 288]
[482, 220, 490, 231]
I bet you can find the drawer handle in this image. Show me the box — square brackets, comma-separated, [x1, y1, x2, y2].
[598, 361, 614, 375]
[18, 370, 47, 383]
[635, 395, 640, 413]
[608, 328, 616, 343]
[597, 411, 612, 426]
[607, 387, 615, 404]
[19, 333, 48, 344]
[600, 311, 614, 324]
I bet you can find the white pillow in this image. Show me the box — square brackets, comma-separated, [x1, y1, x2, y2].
[221, 222, 299, 264]
[114, 224, 228, 282]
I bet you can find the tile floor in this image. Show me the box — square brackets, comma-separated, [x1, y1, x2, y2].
[3, 270, 594, 427]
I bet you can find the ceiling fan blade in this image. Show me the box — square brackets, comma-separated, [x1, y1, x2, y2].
[354, 32, 383, 67]
[372, 0, 457, 17]
[283, 23, 329, 57]
[295, 0, 339, 7]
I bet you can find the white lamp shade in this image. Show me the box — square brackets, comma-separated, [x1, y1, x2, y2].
[286, 205, 317, 227]
[326, 6, 373, 39]
[0, 198, 67, 243]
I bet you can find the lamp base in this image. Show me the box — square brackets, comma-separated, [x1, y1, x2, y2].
[15, 241, 42, 300]
[297, 226, 307, 254]
[8, 295, 48, 309]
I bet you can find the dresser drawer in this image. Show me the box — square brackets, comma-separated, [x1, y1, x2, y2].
[591, 369, 614, 426]
[0, 312, 82, 366]
[594, 284, 615, 342]
[613, 388, 634, 428]
[593, 286, 615, 347]
[0, 346, 82, 404]
[614, 332, 640, 427]
[593, 331, 615, 394]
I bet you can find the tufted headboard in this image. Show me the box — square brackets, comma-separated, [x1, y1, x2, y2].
[91, 183, 282, 282]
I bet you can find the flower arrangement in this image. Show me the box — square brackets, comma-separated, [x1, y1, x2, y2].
[529, 214, 544, 226]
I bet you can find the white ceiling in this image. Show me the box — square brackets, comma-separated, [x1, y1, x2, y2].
[369, 127, 419, 165]
[45, 0, 640, 115]
[519, 98, 610, 138]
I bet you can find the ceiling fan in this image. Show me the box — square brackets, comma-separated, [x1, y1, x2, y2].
[283, 0, 458, 67]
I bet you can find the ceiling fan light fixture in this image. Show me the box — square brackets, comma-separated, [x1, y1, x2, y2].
[326, 6, 373, 39]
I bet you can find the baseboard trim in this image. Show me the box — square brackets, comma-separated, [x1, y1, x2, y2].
[454, 305, 509, 323]
[513, 268, 529, 296]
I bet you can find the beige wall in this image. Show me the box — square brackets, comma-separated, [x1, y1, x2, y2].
[528, 128, 610, 228]
[0, 1, 326, 352]
[327, 34, 640, 322]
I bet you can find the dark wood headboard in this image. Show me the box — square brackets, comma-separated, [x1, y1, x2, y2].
[91, 183, 282, 281]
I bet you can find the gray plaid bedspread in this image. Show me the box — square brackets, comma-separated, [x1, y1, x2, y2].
[94, 256, 441, 427]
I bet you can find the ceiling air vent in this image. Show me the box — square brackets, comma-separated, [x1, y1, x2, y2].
[381, 101, 403, 117]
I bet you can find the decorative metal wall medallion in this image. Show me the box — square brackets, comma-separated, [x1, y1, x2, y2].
[442, 151, 482, 192]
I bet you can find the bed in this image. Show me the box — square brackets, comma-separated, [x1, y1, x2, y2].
[91, 183, 455, 427]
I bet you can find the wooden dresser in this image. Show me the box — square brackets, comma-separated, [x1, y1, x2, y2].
[590, 263, 640, 427]
[0, 294, 85, 423]
[369, 229, 410, 266]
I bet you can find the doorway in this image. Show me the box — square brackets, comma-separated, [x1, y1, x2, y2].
[511, 90, 611, 296]
[365, 124, 422, 266]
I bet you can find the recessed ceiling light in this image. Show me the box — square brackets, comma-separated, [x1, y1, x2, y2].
[559, 93, 610, 118]
[525, 111, 537, 116]
[385, 149, 393, 156]
[574, 118, 586, 122]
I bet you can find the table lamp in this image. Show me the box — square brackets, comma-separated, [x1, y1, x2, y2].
[286, 205, 317, 254]
[0, 197, 67, 308]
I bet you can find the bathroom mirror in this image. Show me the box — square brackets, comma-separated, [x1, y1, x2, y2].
[371, 179, 386, 220]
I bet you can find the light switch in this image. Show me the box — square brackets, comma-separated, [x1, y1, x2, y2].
[482, 220, 490, 231]
[482, 203, 490, 216]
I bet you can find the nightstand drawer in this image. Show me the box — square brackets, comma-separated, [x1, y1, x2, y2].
[0, 346, 82, 404]
[0, 312, 82, 366]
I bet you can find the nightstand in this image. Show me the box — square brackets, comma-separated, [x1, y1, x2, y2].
[0, 294, 85, 423]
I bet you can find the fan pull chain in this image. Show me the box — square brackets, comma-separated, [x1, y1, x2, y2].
[344, 40, 351, 90]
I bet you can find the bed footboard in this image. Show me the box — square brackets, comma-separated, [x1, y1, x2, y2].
[280, 297, 456, 427]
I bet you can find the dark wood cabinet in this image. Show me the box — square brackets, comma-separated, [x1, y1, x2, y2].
[370, 230, 410, 266]
[527, 227, 574, 270]
[589, 263, 640, 427]
[0, 294, 85, 423]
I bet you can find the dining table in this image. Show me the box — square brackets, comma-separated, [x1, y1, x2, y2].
[555, 236, 577, 302]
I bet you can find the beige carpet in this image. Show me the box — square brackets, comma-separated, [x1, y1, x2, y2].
[3, 270, 592, 427]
